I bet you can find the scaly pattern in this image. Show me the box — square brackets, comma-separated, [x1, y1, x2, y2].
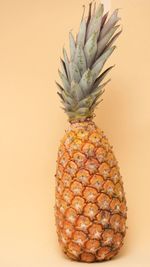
[55, 121, 127, 262]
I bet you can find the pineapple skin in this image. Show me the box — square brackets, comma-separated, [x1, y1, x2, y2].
[55, 120, 127, 262]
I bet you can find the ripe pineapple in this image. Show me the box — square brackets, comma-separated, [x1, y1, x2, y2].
[55, 1, 127, 263]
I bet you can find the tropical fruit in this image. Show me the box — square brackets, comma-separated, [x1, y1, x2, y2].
[55, 1, 127, 262]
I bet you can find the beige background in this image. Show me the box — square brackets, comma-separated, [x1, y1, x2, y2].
[0, 0, 150, 266]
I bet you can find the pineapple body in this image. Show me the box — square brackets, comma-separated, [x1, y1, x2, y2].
[55, 120, 127, 262]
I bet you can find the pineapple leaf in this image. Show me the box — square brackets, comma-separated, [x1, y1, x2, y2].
[61, 90, 74, 105]
[69, 61, 81, 83]
[79, 69, 94, 94]
[60, 58, 68, 79]
[57, 92, 64, 102]
[55, 81, 64, 92]
[101, 11, 109, 30]
[77, 19, 86, 47]
[58, 69, 70, 92]
[104, 29, 122, 51]
[90, 90, 104, 111]
[96, 25, 120, 58]
[91, 46, 116, 79]
[86, 2, 92, 34]
[63, 101, 73, 111]
[71, 81, 84, 101]
[84, 31, 98, 67]
[77, 95, 94, 109]
[65, 111, 74, 117]
[91, 1, 96, 17]
[90, 99, 103, 111]
[86, 3, 104, 41]
[89, 87, 105, 112]
[92, 65, 114, 90]
[63, 48, 71, 82]
[76, 107, 90, 115]
[56, 2, 122, 120]
[100, 9, 120, 39]
[69, 32, 76, 60]
[86, 0, 96, 41]
[74, 44, 87, 75]
[92, 79, 111, 94]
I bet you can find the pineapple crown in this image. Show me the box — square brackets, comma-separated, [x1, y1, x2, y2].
[56, 1, 122, 122]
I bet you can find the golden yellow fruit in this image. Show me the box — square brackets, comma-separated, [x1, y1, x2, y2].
[55, 120, 127, 262]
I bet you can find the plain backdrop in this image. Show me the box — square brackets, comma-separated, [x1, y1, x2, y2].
[0, 0, 150, 266]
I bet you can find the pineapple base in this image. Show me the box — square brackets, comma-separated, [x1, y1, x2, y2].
[55, 120, 127, 262]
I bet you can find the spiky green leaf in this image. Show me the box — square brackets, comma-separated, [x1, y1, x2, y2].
[69, 61, 81, 83]
[101, 11, 109, 30]
[74, 44, 87, 75]
[100, 9, 120, 38]
[55, 81, 64, 92]
[65, 111, 75, 118]
[63, 101, 73, 111]
[91, 1, 96, 17]
[58, 70, 70, 92]
[90, 99, 103, 112]
[86, 3, 104, 41]
[84, 31, 98, 67]
[91, 46, 116, 79]
[57, 92, 64, 102]
[77, 95, 95, 109]
[77, 19, 86, 47]
[56, 2, 121, 120]
[79, 69, 94, 94]
[60, 58, 68, 79]
[63, 48, 71, 82]
[71, 81, 84, 101]
[92, 79, 111, 94]
[96, 25, 120, 58]
[104, 29, 122, 51]
[92, 65, 114, 90]
[61, 90, 74, 106]
[86, 2, 92, 33]
[76, 107, 90, 115]
[69, 32, 76, 60]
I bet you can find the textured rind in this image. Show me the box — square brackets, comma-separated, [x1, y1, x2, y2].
[55, 121, 127, 262]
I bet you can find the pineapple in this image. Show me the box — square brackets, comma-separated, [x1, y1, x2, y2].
[55, 1, 127, 263]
